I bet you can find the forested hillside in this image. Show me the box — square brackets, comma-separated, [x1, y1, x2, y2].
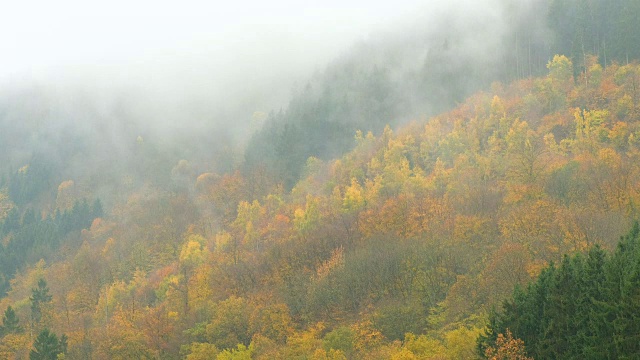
[1, 52, 640, 358]
[2, 0, 640, 358]
[244, 0, 640, 189]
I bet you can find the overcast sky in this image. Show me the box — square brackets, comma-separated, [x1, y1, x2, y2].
[0, 0, 436, 143]
[0, 1, 427, 84]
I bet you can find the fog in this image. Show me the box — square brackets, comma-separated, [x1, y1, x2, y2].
[0, 0, 425, 111]
[0, 0, 550, 196]
[0, 0, 545, 133]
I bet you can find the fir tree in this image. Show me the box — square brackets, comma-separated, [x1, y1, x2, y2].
[2, 305, 23, 335]
[30, 279, 52, 326]
[29, 329, 64, 360]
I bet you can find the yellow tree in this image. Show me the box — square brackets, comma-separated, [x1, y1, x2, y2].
[188, 262, 215, 322]
[249, 303, 294, 345]
[0, 332, 31, 359]
[505, 119, 545, 186]
[95, 307, 151, 359]
[573, 108, 609, 154]
[443, 325, 484, 359]
[175, 233, 208, 318]
[381, 136, 414, 196]
[293, 195, 320, 238]
[232, 200, 264, 253]
[342, 178, 366, 213]
[547, 55, 573, 91]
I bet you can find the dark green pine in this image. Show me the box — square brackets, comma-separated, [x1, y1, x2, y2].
[29, 329, 62, 360]
[2, 305, 23, 334]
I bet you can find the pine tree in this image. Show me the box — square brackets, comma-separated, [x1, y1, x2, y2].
[2, 207, 20, 235]
[29, 329, 64, 360]
[482, 223, 640, 359]
[2, 305, 23, 335]
[30, 279, 52, 326]
[580, 245, 613, 358]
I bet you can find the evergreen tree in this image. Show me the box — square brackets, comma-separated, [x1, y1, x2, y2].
[481, 223, 640, 359]
[29, 329, 64, 360]
[2, 305, 23, 335]
[30, 278, 52, 326]
[2, 207, 20, 235]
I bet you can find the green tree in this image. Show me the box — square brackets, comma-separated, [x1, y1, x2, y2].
[205, 297, 251, 350]
[216, 343, 254, 360]
[1, 306, 23, 335]
[29, 329, 65, 360]
[30, 278, 52, 326]
[1, 207, 20, 235]
[482, 223, 640, 359]
[322, 326, 354, 357]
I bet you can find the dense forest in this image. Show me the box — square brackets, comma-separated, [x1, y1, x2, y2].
[2, 0, 640, 359]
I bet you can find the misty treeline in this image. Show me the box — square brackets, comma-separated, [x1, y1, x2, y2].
[0, 85, 242, 207]
[0, 199, 103, 296]
[245, 0, 640, 190]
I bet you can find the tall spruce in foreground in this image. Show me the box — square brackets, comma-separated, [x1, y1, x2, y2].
[479, 223, 640, 359]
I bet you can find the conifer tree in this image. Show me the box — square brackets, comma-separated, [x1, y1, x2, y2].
[2, 305, 23, 335]
[481, 223, 640, 359]
[30, 279, 52, 326]
[29, 329, 64, 360]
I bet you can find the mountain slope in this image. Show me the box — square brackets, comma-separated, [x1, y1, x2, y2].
[243, 0, 640, 190]
[2, 54, 640, 358]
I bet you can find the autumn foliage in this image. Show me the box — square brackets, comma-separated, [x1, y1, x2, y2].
[2, 55, 640, 358]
